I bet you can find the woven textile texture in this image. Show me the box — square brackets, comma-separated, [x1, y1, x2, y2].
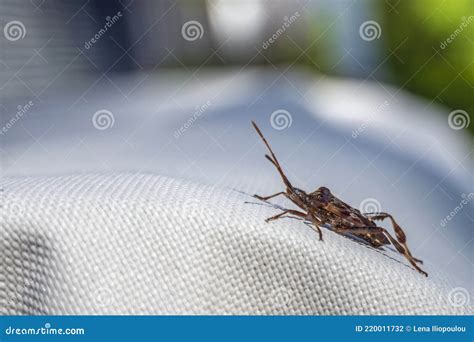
[0, 173, 470, 315]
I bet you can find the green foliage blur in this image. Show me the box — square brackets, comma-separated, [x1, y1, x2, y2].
[382, 0, 473, 135]
[262, 1, 473, 135]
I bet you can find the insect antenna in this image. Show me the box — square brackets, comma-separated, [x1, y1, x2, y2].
[252, 121, 293, 189]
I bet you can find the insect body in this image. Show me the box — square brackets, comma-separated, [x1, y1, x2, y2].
[251, 121, 427, 276]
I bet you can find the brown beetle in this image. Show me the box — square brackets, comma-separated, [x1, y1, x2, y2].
[252, 121, 427, 276]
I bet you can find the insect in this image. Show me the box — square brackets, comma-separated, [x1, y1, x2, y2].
[251, 121, 428, 276]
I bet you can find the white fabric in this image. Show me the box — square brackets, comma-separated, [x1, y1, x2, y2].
[0, 173, 470, 315]
[1, 70, 472, 315]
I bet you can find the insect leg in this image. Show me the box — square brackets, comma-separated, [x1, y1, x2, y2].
[334, 226, 428, 276]
[308, 217, 324, 241]
[265, 210, 324, 241]
[265, 209, 307, 222]
[364, 212, 423, 264]
[254, 192, 286, 201]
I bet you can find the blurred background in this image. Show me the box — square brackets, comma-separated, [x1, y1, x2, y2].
[1, 0, 472, 129]
[0, 1, 472, 293]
